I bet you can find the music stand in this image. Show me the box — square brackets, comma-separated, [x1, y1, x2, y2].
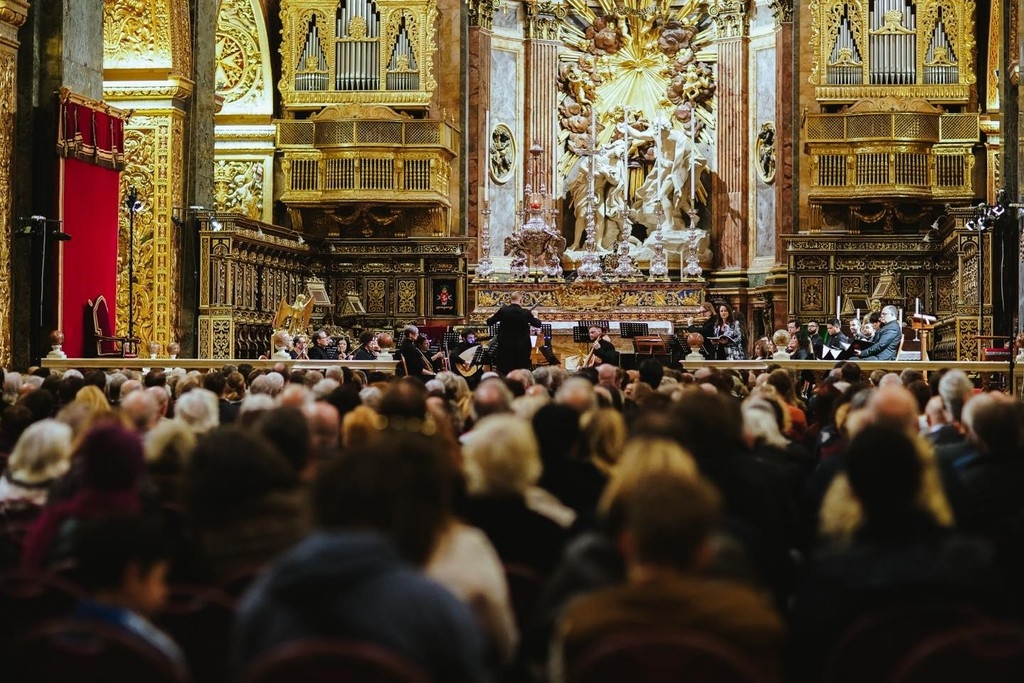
[619, 322, 650, 338]
[578, 319, 610, 332]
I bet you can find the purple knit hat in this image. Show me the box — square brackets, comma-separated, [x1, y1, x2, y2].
[77, 423, 145, 490]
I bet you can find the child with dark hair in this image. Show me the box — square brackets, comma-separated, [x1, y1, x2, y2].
[73, 515, 188, 677]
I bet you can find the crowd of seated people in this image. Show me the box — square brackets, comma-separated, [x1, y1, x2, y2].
[0, 358, 1023, 681]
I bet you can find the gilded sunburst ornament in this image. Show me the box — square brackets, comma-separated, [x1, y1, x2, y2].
[557, 0, 717, 177]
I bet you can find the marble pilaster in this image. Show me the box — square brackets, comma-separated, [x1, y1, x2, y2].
[523, 1, 564, 190]
[467, 0, 495, 264]
[710, 0, 750, 277]
[771, 0, 793, 267]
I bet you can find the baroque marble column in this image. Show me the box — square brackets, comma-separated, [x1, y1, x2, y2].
[523, 1, 565, 188]
[765, 0, 793, 312]
[709, 0, 750, 279]
[467, 0, 497, 265]
[0, 0, 28, 369]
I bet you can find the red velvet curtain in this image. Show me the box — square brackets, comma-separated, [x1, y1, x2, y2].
[57, 95, 126, 356]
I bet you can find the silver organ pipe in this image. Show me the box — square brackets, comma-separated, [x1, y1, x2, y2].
[297, 16, 328, 91]
[867, 0, 916, 85]
[335, 0, 381, 91]
[387, 19, 419, 91]
[924, 15, 957, 85]
[829, 15, 862, 85]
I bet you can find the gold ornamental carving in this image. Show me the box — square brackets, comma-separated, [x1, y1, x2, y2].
[104, 0, 173, 69]
[524, 0, 567, 41]
[0, 49, 14, 369]
[709, 0, 748, 39]
[215, 0, 271, 113]
[0, 0, 29, 47]
[554, 280, 622, 311]
[768, 0, 793, 26]
[213, 160, 265, 220]
[467, 0, 500, 29]
[117, 114, 185, 349]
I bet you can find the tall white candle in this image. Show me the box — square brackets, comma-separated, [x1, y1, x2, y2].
[552, 109, 558, 197]
[590, 113, 597, 196]
[836, 295, 841, 316]
[623, 109, 630, 197]
[855, 307, 860, 322]
[690, 114, 696, 202]
[915, 297, 920, 314]
[484, 110, 490, 203]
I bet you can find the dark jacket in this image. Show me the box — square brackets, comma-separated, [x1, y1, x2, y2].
[486, 304, 542, 374]
[858, 319, 902, 360]
[232, 531, 487, 682]
[353, 346, 377, 361]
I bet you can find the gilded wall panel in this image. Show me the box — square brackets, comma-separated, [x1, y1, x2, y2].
[799, 276, 824, 312]
[396, 278, 419, 315]
[104, 0, 173, 69]
[366, 278, 388, 314]
[118, 113, 184, 348]
[213, 159, 266, 220]
[215, 0, 273, 114]
[0, 49, 13, 369]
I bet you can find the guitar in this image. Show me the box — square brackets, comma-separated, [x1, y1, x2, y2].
[455, 345, 482, 378]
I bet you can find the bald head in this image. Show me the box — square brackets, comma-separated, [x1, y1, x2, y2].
[120, 388, 160, 433]
[597, 364, 617, 385]
[509, 291, 523, 304]
[866, 385, 920, 435]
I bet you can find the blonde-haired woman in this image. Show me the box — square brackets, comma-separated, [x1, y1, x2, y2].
[461, 414, 568, 577]
[0, 419, 73, 505]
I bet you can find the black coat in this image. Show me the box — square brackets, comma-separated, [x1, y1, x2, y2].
[486, 304, 542, 374]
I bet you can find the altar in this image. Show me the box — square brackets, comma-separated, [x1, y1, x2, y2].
[468, 278, 707, 325]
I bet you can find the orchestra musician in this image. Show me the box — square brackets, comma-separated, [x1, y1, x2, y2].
[353, 331, 378, 360]
[398, 325, 427, 377]
[450, 330, 484, 388]
[289, 334, 310, 360]
[307, 329, 337, 360]
[585, 325, 618, 366]
[415, 335, 445, 376]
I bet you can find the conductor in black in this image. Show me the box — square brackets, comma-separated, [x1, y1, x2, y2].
[486, 291, 542, 375]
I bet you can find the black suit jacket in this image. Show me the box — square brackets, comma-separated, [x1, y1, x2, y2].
[486, 304, 542, 374]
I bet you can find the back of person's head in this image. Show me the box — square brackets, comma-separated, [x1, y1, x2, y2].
[845, 426, 922, 520]
[839, 361, 862, 384]
[76, 422, 146, 491]
[637, 358, 664, 388]
[623, 473, 721, 573]
[71, 515, 169, 614]
[668, 388, 744, 458]
[379, 381, 427, 419]
[203, 372, 227, 396]
[83, 370, 107, 392]
[253, 406, 313, 476]
[173, 387, 220, 433]
[314, 431, 452, 566]
[18, 388, 56, 423]
[57, 373, 84, 405]
[6, 419, 73, 486]
[463, 414, 541, 496]
[472, 378, 513, 420]
[938, 370, 973, 422]
[765, 368, 797, 403]
[579, 408, 626, 474]
[865, 385, 920, 436]
[120, 388, 160, 433]
[599, 438, 698, 533]
[963, 394, 1024, 457]
[144, 369, 167, 388]
[187, 427, 296, 523]
[555, 376, 598, 413]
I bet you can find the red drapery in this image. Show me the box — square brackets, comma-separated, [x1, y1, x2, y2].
[56, 92, 127, 356]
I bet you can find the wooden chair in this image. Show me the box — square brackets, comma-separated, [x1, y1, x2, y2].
[823, 603, 986, 683]
[156, 584, 236, 683]
[87, 294, 139, 357]
[11, 617, 186, 683]
[243, 639, 429, 683]
[566, 630, 764, 683]
[892, 622, 1024, 683]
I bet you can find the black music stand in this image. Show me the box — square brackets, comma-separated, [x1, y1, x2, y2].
[572, 326, 591, 344]
[619, 322, 650, 338]
[578, 319, 611, 332]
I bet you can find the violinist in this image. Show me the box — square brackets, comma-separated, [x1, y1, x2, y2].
[585, 325, 618, 367]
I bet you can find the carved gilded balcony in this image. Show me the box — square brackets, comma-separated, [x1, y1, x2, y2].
[804, 98, 977, 203]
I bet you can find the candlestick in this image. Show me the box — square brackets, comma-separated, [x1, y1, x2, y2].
[484, 110, 490, 203]
[690, 114, 696, 203]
